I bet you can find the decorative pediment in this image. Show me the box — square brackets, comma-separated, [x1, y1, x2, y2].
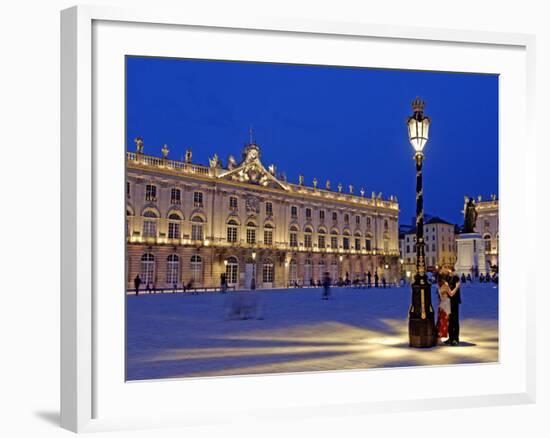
[217, 144, 289, 191]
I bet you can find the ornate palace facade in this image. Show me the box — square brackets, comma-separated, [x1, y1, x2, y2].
[474, 195, 499, 271]
[126, 140, 400, 290]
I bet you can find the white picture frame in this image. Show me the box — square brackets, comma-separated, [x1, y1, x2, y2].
[61, 5, 536, 433]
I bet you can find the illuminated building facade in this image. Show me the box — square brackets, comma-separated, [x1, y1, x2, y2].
[474, 195, 499, 271]
[126, 139, 400, 289]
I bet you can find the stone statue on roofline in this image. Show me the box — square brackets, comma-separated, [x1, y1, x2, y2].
[134, 137, 144, 154]
[184, 148, 192, 163]
[326, 180, 331, 190]
[161, 144, 169, 159]
[209, 153, 221, 168]
[227, 155, 237, 170]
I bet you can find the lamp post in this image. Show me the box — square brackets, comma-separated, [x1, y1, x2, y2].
[251, 251, 257, 290]
[406, 97, 436, 348]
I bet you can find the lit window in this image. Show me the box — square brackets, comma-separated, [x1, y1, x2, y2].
[355, 238, 361, 251]
[331, 236, 338, 249]
[190, 255, 202, 284]
[191, 216, 204, 241]
[264, 225, 273, 245]
[166, 254, 179, 285]
[227, 220, 238, 243]
[193, 191, 203, 207]
[145, 184, 157, 202]
[262, 259, 274, 283]
[142, 210, 158, 237]
[246, 222, 256, 244]
[318, 235, 326, 249]
[170, 188, 181, 204]
[140, 253, 155, 285]
[225, 257, 238, 284]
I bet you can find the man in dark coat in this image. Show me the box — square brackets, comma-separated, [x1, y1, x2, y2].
[447, 268, 462, 346]
[134, 274, 141, 296]
[374, 272, 379, 288]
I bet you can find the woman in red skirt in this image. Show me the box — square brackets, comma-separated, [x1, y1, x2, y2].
[436, 276, 451, 343]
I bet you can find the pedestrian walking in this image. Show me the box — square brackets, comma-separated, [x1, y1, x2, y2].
[374, 272, 379, 288]
[366, 271, 372, 288]
[134, 274, 142, 296]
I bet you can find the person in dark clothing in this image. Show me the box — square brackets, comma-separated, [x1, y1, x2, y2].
[461, 273, 466, 283]
[220, 272, 227, 293]
[366, 271, 372, 288]
[322, 272, 331, 300]
[374, 272, 379, 288]
[134, 274, 142, 296]
[381, 277, 386, 288]
[446, 268, 462, 346]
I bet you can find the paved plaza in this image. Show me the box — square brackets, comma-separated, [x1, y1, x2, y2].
[126, 284, 498, 380]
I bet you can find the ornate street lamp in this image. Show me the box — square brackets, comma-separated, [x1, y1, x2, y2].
[406, 97, 436, 348]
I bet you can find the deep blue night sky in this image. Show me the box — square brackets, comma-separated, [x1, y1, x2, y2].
[126, 56, 498, 226]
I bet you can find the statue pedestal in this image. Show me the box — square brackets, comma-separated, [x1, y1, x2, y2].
[455, 233, 487, 278]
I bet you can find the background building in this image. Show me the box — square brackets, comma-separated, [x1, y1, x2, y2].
[474, 195, 499, 272]
[126, 140, 400, 289]
[399, 216, 458, 280]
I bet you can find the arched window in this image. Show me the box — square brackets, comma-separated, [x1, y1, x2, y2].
[264, 223, 274, 245]
[354, 232, 362, 251]
[365, 235, 372, 251]
[304, 259, 312, 284]
[262, 258, 274, 284]
[190, 255, 202, 284]
[140, 253, 155, 285]
[343, 230, 350, 250]
[227, 219, 239, 243]
[484, 234, 492, 252]
[191, 216, 204, 241]
[225, 256, 238, 285]
[142, 210, 158, 237]
[304, 226, 313, 248]
[330, 259, 338, 281]
[166, 254, 179, 285]
[167, 212, 182, 239]
[330, 228, 339, 249]
[289, 259, 297, 284]
[318, 228, 326, 249]
[289, 225, 298, 247]
[246, 221, 257, 244]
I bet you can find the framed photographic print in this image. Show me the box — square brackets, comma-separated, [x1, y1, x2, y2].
[61, 5, 536, 433]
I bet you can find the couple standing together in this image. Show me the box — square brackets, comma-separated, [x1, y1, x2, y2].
[436, 268, 461, 346]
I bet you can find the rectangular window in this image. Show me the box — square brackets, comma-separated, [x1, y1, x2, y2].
[384, 240, 389, 252]
[343, 237, 350, 250]
[266, 202, 273, 215]
[170, 188, 181, 204]
[356, 215, 360, 225]
[384, 220, 389, 231]
[290, 232, 298, 247]
[191, 224, 203, 241]
[432, 243, 436, 251]
[355, 238, 361, 251]
[366, 239, 372, 251]
[305, 208, 312, 219]
[319, 210, 325, 220]
[143, 220, 157, 237]
[331, 236, 338, 249]
[145, 184, 157, 201]
[229, 196, 238, 210]
[126, 181, 130, 198]
[366, 217, 371, 227]
[344, 214, 349, 223]
[332, 212, 337, 221]
[318, 235, 325, 249]
[291, 206, 298, 218]
[247, 228, 256, 244]
[227, 226, 237, 243]
[264, 229, 273, 245]
[406, 245, 410, 253]
[193, 191, 203, 207]
[304, 234, 312, 248]
[168, 222, 180, 239]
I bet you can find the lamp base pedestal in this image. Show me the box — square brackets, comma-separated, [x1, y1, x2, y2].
[408, 280, 437, 348]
